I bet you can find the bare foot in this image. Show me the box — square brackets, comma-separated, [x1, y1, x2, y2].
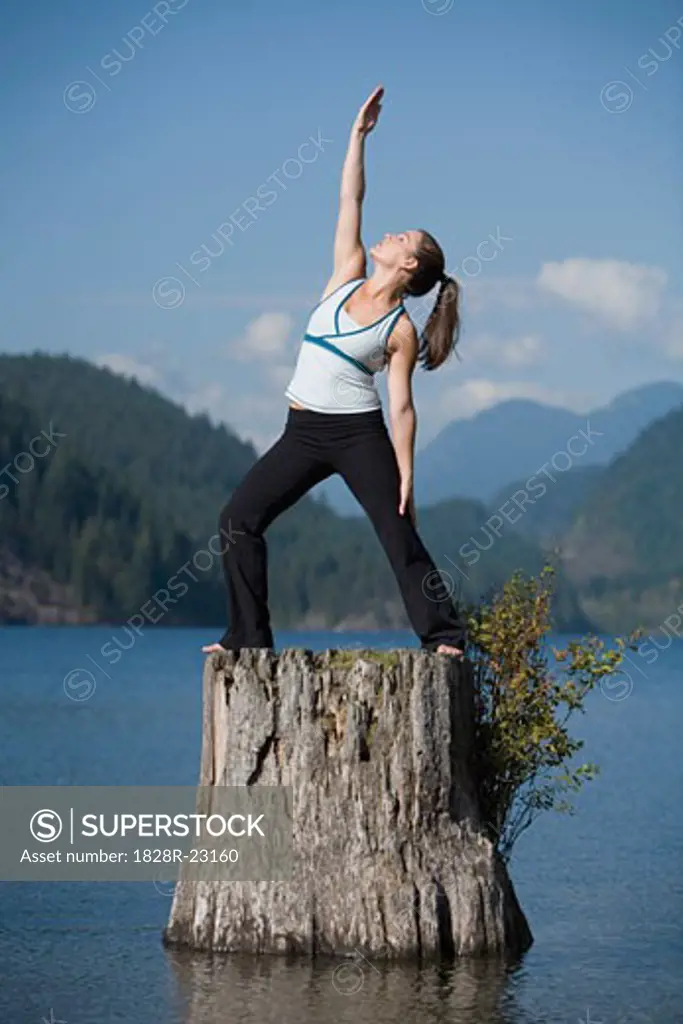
[201, 643, 228, 654]
[436, 644, 464, 658]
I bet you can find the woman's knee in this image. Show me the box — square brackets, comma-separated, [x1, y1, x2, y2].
[219, 497, 262, 537]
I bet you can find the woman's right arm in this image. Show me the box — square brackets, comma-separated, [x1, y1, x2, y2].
[320, 86, 384, 301]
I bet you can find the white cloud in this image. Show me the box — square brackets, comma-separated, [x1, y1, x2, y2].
[466, 332, 545, 367]
[662, 314, 683, 360]
[266, 363, 295, 387]
[96, 353, 161, 387]
[502, 335, 544, 366]
[183, 382, 229, 425]
[230, 312, 294, 359]
[537, 258, 668, 330]
[225, 393, 288, 452]
[177, 312, 298, 444]
[182, 379, 288, 452]
[433, 378, 564, 422]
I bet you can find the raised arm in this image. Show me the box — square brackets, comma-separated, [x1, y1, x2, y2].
[320, 85, 384, 301]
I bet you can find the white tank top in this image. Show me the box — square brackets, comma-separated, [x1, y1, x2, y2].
[284, 278, 405, 414]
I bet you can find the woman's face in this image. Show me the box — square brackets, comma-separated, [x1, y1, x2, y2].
[370, 230, 421, 273]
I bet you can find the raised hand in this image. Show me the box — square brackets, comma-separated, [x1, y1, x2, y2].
[353, 85, 384, 137]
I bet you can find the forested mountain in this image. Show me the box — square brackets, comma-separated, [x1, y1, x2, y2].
[560, 403, 683, 631]
[0, 353, 591, 631]
[487, 465, 605, 543]
[0, 353, 256, 543]
[0, 391, 220, 624]
[409, 382, 683, 508]
[411, 495, 590, 631]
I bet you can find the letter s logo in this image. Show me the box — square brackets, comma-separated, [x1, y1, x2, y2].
[30, 809, 63, 842]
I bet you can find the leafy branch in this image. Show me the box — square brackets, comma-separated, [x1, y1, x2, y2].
[466, 565, 639, 861]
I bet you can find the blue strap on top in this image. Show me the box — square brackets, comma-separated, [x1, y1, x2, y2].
[303, 334, 374, 377]
[334, 280, 364, 333]
[384, 306, 405, 345]
[302, 279, 406, 376]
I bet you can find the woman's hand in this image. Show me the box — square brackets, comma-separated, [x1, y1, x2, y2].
[353, 85, 384, 137]
[398, 478, 417, 528]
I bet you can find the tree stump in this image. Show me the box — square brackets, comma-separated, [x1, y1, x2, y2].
[163, 648, 532, 959]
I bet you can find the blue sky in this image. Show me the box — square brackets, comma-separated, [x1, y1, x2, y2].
[2, 0, 682, 450]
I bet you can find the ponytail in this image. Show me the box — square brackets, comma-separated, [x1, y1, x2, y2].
[419, 274, 461, 371]
[405, 230, 462, 371]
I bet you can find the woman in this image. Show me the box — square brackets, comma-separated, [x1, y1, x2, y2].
[203, 85, 467, 658]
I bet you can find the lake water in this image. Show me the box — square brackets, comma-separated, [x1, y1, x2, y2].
[0, 626, 681, 1024]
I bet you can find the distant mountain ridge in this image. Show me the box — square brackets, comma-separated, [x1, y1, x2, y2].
[415, 381, 683, 507]
[311, 378, 683, 632]
[319, 381, 683, 514]
[487, 465, 605, 544]
[560, 402, 683, 631]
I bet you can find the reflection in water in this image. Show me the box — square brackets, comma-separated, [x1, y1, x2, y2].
[165, 950, 539, 1024]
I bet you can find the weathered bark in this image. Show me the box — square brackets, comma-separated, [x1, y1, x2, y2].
[164, 648, 532, 959]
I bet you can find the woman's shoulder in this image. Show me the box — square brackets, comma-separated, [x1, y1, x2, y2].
[385, 308, 417, 356]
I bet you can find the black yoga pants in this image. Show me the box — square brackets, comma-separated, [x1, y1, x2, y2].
[217, 406, 467, 651]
